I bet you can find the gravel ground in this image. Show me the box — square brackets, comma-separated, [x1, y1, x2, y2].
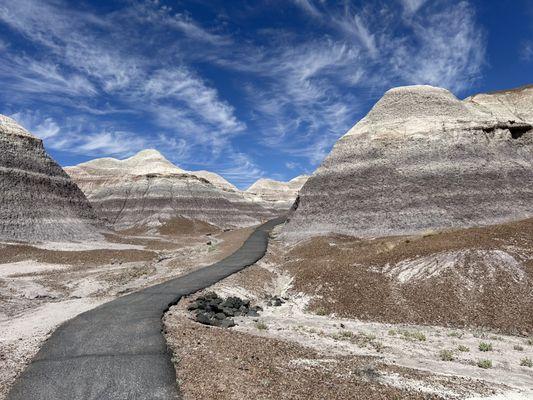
[164, 309, 441, 400]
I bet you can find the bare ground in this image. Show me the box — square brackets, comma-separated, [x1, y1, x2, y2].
[164, 219, 533, 399]
[0, 221, 253, 399]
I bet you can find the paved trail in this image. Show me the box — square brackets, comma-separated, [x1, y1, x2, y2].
[8, 217, 285, 400]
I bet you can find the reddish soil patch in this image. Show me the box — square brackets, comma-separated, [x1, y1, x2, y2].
[164, 311, 440, 400]
[282, 219, 533, 335]
[0, 244, 156, 267]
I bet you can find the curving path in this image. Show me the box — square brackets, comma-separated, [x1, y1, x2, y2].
[7, 217, 285, 400]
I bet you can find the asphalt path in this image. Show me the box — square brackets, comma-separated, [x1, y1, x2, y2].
[7, 217, 285, 400]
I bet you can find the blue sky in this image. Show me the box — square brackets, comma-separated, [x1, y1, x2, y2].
[0, 0, 531, 188]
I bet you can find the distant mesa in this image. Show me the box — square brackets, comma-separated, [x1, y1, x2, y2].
[0, 114, 102, 243]
[66, 150, 280, 233]
[245, 175, 309, 210]
[282, 84, 533, 240]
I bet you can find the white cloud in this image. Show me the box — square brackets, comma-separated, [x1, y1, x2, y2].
[74, 131, 147, 155]
[142, 69, 244, 133]
[8, 111, 147, 156]
[285, 161, 299, 170]
[522, 42, 533, 61]
[10, 111, 60, 139]
[0, 0, 246, 170]
[291, 0, 322, 18]
[0, 55, 97, 98]
[218, 152, 264, 187]
[332, 14, 378, 57]
[125, 1, 231, 45]
[0, 0, 487, 183]
[399, 0, 428, 15]
[389, 1, 485, 92]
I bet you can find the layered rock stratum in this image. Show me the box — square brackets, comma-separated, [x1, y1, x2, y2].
[0, 115, 101, 242]
[66, 150, 276, 232]
[245, 175, 308, 210]
[283, 84, 533, 240]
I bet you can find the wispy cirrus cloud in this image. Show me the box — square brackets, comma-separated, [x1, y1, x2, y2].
[0, 0, 249, 179]
[0, 0, 489, 187]
[399, 0, 428, 15]
[521, 41, 533, 61]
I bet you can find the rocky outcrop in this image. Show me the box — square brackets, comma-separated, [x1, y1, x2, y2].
[0, 115, 102, 242]
[245, 175, 309, 210]
[66, 150, 276, 231]
[283, 85, 533, 240]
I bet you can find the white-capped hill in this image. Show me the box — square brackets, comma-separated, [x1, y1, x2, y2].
[66, 150, 277, 231]
[283, 84, 533, 240]
[246, 175, 309, 209]
[0, 114, 102, 242]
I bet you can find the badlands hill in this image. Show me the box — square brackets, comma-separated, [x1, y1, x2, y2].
[0, 115, 101, 242]
[246, 175, 308, 210]
[66, 150, 276, 232]
[283, 84, 533, 240]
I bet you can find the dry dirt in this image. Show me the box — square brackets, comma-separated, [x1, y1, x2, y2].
[0, 221, 253, 400]
[164, 310, 446, 400]
[283, 218, 533, 335]
[163, 219, 533, 400]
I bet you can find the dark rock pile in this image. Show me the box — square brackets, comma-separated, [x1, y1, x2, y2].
[265, 295, 286, 307]
[188, 292, 263, 328]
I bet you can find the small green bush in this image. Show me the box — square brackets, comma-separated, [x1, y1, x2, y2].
[400, 330, 426, 342]
[478, 342, 493, 352]
[457, 345, 470, 352]
[439, 349, 455, 361]
[477, 359, 492, 369]
[447, 331, 463, 338]
[520, 357, 533, 368]
[315, 307, 328, 316]
[339, 330, 354, 339]
[513, 345, 524, 351]
[255, 322, 268, 331]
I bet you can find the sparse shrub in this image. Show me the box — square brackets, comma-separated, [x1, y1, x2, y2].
[439, 349, 455, 361]
[520, 357, 533, 367]
[315, 307, 328, 316]
[372, 341, 385, 353]
[514, 345, 524, 351]
[478, 342, 493, 352]
[400, 330, 427, 342]
[458, 345, 470, 352]
[388, 329, 397, 336]
[447, 331, 463, 338]
[339, 330, 354, 339]
[477, 359, 492, 369]
[255, 321, 268, 331]
[473, 330, 488, 339]
[527, 337, 533, 346]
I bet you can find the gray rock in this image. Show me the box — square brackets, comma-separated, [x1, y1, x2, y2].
[195, 313, 213, 326]
[220, 319, 236, 328]
[0, 115, 103, 243]
[214, 312, 226, 320]
[282, 85, 533, 240]
[221, 308, 235, 317]
[65, 150, 279, 231]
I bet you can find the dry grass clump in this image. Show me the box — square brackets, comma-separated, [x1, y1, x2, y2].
[520, 357, 533, 367]
[477, 359, 492, 369]
[438, 350, 455, 361]
[478, 342, 493, 352]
